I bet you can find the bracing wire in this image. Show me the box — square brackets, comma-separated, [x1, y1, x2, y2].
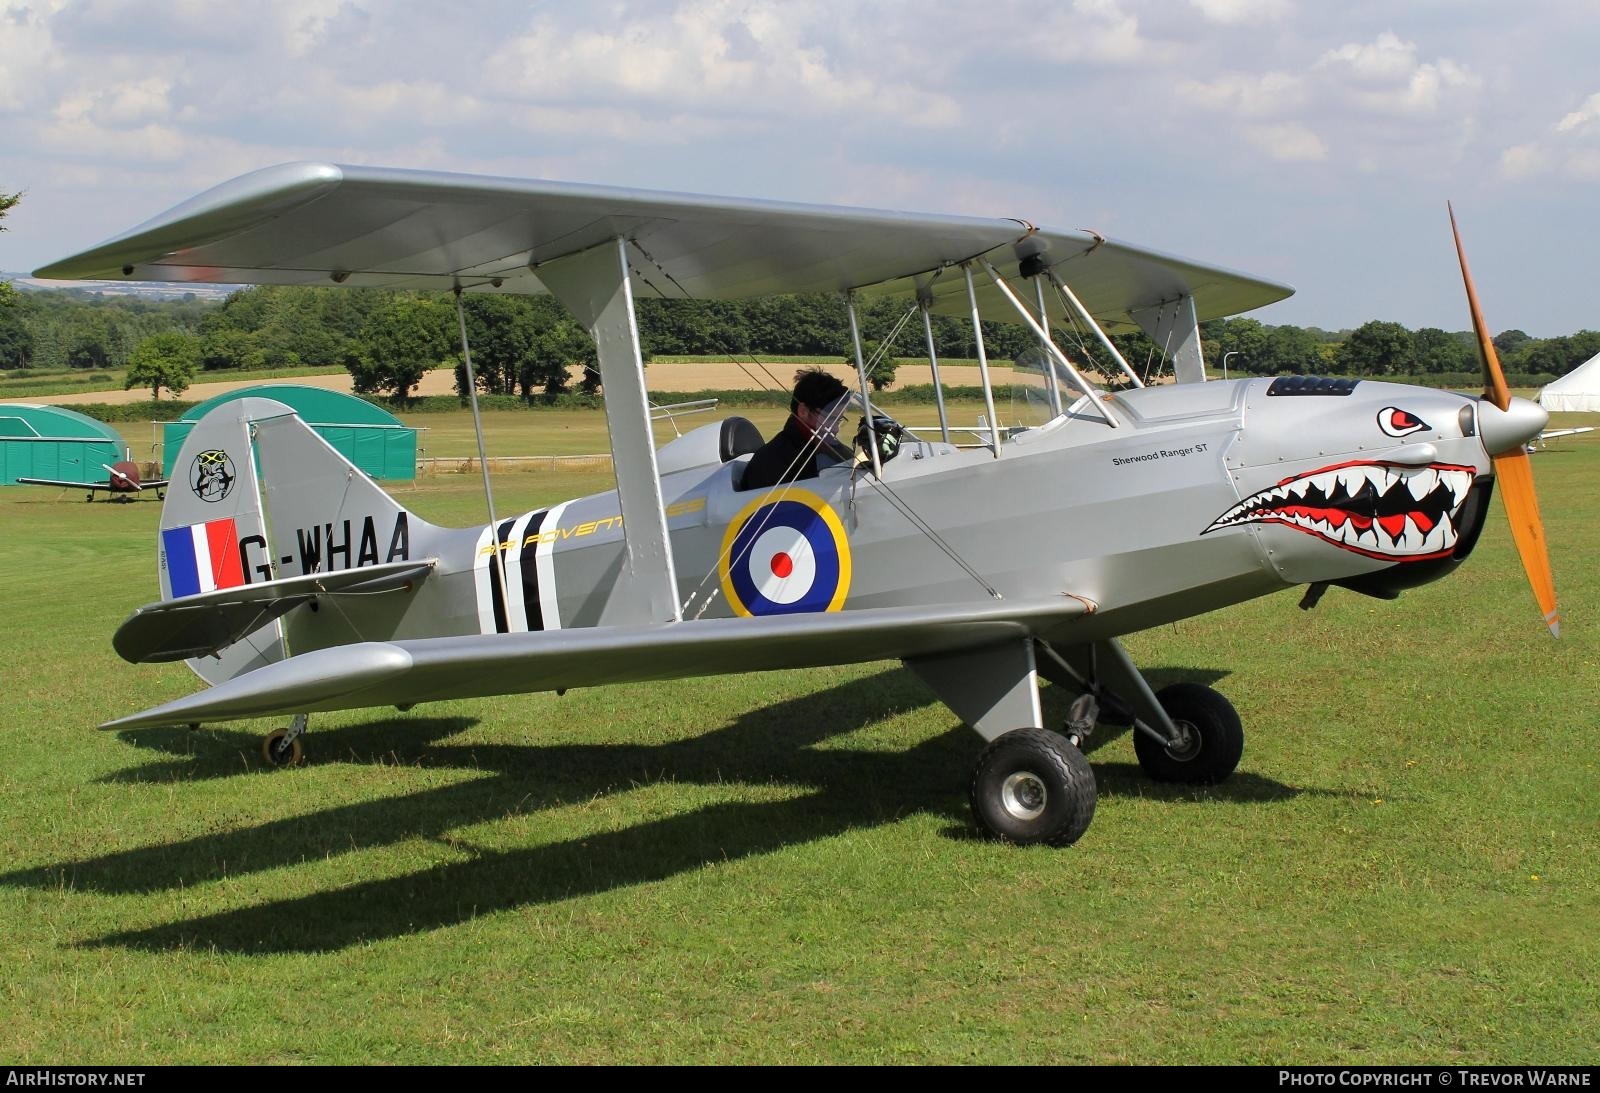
[453, 286, 510, 617]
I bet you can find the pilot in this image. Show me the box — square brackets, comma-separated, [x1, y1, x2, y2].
[740, 368, 855, 491]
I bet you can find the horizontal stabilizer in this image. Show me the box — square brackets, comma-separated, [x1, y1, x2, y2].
[113, 560, 436, 664]
[100, 596, 1092, 730]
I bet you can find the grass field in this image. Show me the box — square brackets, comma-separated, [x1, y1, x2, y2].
[1, 404, 1597, 1064]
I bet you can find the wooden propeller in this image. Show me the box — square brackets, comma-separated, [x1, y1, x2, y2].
[1448, 203, 1560, 637]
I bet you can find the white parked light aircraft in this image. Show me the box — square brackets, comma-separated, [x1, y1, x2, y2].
[36, 166, 1558, 847]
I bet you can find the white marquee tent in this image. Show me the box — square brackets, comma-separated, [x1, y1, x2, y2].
[1538, 350, 1600, 412]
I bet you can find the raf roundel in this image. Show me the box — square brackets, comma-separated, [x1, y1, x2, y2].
[719, 488, 852, 617]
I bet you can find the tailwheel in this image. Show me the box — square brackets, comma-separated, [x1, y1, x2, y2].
[261, 713, 309, 768]
[1133, 682, 1243, 785]
[261, 728, 304, 767]
[970, 728, 1097, 847]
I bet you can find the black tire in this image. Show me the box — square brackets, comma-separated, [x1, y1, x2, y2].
[1133, 682, 1243, 784]
[970, 728, 1097, 847]
[261, 727, 305, 768]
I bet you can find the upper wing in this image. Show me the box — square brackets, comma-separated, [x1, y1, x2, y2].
[36, 162, 1292, 332]
[100, 596, 1091, 730]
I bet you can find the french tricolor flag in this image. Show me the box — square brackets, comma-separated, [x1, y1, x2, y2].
[163, 518, 246, 598]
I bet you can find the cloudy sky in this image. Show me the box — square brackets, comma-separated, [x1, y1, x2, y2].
[1, 0, 1595, 335]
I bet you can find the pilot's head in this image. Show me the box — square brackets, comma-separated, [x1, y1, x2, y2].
[791, 368, 849, 437]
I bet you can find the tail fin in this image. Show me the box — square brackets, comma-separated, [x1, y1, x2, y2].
[159, 396, 435, 685]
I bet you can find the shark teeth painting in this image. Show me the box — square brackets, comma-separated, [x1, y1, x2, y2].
[1204, 460, 1477, 561]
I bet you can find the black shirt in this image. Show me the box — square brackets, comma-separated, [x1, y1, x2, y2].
[740, 415, 850, 491]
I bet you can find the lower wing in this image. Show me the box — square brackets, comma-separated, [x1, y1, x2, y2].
[101, 597, 1092, 730]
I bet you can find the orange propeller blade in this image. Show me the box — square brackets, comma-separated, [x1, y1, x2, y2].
[1448, 201, 1512, 412]
[1493, 449, 1561, 637]
[1450, 202, 1559, 637]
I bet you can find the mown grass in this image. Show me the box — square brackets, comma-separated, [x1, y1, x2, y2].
[0, 407, 1596, 1063]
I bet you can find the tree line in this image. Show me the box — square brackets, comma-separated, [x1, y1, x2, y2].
[1, 281, 1594, 400]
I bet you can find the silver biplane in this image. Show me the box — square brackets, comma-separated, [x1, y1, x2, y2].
[36, 165, 1558, 847]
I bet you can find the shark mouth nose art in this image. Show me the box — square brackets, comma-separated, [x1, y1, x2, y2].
[1204, 460, 1476, 561]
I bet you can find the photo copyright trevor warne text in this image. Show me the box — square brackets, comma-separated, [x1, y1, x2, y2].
[1279, 1072, 1591, 1088]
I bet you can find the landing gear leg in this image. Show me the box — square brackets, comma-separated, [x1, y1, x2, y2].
[1037, 638, 1245, 784]
[262, 713, 308, 768]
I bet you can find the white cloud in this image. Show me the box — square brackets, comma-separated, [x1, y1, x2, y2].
[1178, 71, 1306, 117]
[0, 3, 64, 112]
[1318, 32, 1416, 85]
[269, 75, 489, 133]
[1243, 121, 1327, 161]
[87, 77, 173, 126]
[1188, 0, 1291, 25]
[1315, 32, 1478, 117]
[1498, 143, 1548, 179]
[483, 2, 961, 130]
[37, 116, 188, 162]
[1498, 90, 1600, 180]
[1555, 92, 1600, 135]
[1033, 0, 1172, 65]
[1176, 31, 1479, 170]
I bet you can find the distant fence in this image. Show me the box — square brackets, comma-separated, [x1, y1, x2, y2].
[417, 454, 613, 475]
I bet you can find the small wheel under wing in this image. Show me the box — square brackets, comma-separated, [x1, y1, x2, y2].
[261, 726, 305, 768]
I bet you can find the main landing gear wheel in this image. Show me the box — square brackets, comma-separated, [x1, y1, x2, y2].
[970, 728, 1097, 847]
[1133, 682, 1244, 785]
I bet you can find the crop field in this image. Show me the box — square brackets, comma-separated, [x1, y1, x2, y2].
[0, 404, 1596, 1064]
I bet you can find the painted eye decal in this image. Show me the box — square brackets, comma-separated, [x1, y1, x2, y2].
[1378, 407, 1430, 438]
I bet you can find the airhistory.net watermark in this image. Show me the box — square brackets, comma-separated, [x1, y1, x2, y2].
[5, 1073, 145, 1087]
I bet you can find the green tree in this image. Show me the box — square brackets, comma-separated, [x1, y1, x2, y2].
[1492, 329, 1532, 359]
[1254, 324, 1322, 375]
[124, 331, 200, 399]
[1203, 317, 1268, 374]
[1411, 327, 1475, 374]
[851, 339, 899, 391]
[1336, 321, 1413, 376]
[452, 295, 537, 397]
[0, 189, 19, 231]
[521, 315, 594, 401]
[0, 282, 31, 368]
[349, 294, 448, 403]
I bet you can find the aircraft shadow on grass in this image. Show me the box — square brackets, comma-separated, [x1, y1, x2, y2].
[5, 666, 1342, 954]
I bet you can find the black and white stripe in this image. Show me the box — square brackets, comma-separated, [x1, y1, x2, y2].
[473, 502, 569, 634]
